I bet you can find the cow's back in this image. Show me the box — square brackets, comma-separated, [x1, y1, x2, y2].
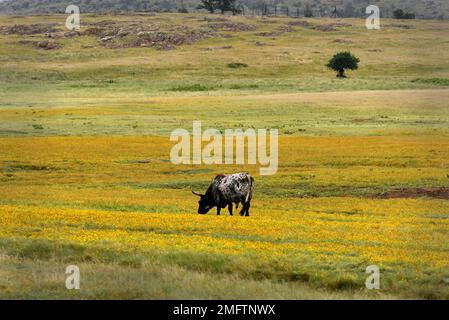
[218, 173, 253, 203]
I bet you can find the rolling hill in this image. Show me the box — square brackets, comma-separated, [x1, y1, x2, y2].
[0, 0, 448, 19]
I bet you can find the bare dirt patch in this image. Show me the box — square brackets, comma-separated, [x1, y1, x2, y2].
[377, 187, 449, 200]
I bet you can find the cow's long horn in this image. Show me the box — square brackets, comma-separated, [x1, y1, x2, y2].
[192, 190, 203, 197]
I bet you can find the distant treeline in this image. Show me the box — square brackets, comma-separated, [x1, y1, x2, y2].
[0, 0, 447, 20]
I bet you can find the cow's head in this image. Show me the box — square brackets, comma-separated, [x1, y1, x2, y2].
[192, 190, 213, 214]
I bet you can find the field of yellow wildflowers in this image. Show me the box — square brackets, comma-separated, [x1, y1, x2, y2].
[0, 13, 449, 299]
[0, 136, 448, 299]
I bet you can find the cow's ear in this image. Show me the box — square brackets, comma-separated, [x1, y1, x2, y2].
[192, 190, 203, 197]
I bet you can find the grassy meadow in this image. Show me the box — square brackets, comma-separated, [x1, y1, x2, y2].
[0, 13, 448, 299]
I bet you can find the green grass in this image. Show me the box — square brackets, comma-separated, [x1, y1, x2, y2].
[411, 78, 449, 86]
[0, 249, 383, 300]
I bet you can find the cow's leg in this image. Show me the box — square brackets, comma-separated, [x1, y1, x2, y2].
[239, 197, 246, 216]
[217, 206, 221, 216]
[244, 201, 251, 217]
[228, 203, 233, 216]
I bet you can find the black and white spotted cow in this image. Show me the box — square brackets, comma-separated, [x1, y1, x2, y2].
[192, 172, 254, 216]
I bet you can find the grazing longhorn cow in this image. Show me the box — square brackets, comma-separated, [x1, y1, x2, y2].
[192, 172, 254, 216]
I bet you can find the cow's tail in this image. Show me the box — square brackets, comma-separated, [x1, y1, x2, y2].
[245, 175, 254, 203]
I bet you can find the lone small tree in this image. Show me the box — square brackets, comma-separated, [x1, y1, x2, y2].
[326, 51, 359, 78]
